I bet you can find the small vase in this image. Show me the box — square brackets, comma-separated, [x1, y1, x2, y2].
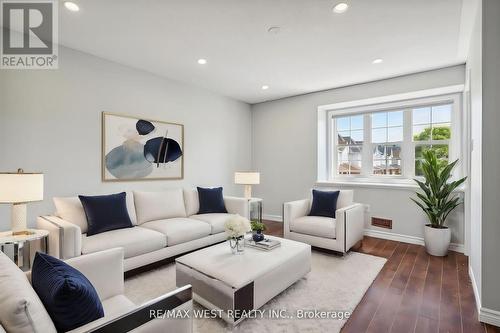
[229, 236, 245, 255]
[253, 230, 264, 242]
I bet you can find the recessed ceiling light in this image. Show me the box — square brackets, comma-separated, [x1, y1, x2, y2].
[333, 2, 349, 14]
[64, 1, 79, 12]
[197, 59, 207, 65]
[372, 58, 383, 64]
[261, 85, 269, 90]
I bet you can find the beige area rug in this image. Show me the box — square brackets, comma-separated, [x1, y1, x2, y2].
[125, 250, 386, 333]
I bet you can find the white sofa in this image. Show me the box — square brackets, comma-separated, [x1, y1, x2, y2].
[283, 190, 365, 254]
[0, 248, 192, 333]
[37, 188, 248, 272]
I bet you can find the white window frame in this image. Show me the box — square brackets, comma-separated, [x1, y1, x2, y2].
[324, 92, 463, 184]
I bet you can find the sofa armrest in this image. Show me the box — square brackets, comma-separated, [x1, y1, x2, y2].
[87, 285, 193, 333]
[335, 203, 365, 253]
[37, 215, 82, 259]
[224, 196, 249, 218]
[283, 199, 310, 238]
[65, 248, 124, 301]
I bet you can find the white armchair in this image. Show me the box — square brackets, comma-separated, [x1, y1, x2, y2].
[283, 190, 365, 254]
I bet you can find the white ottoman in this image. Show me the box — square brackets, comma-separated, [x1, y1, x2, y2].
[175, 236, 311, 324]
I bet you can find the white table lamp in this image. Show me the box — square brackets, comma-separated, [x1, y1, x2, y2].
[234, 172, 260, 199]
[0, 169, 44, 235]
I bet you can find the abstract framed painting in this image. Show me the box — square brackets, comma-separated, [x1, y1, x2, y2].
[102, 112, 184, 181]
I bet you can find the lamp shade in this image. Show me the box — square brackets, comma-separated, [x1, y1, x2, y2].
[0, 172, 44, 203]
[234, 172, 260, 185]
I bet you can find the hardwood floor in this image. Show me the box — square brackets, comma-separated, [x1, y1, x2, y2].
[263, 220, 499, 333]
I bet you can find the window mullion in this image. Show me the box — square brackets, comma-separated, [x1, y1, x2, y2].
[362, 114, 371, 176]
[402, 109, 413, 177]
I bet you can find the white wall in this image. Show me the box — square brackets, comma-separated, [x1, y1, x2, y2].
[465, 0, 482, 309]
[0, 46, 252, 231]
[251, 65, 466, 245]
[481, 0, 500, 315]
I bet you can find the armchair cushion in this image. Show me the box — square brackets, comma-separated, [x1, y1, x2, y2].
[197, 187, 228, 214]
[0, 252, 56, 333]
[31, 252, 104, 332]
[82, 227, 166, 258]
[79, 192, 134, 236]
[309, 189, 340, 218]
[290, 216, 336, 239]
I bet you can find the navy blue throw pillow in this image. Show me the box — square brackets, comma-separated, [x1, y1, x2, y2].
[31, 252, 104, 332]
[309, 189, 340, 218]
[79, 192, 133, 236]
[197, 187, 228, 214]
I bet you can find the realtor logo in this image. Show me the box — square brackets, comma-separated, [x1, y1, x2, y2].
[1, 0, 58, 69]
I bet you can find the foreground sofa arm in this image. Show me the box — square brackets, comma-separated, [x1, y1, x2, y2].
[224, 196, 249, 218]
[283, 199, 310, 238]
[335, 203, 365, 253]
[66, 248, 124, 300]
[87, 285, 193, 333]
[37, 216, 82, 259]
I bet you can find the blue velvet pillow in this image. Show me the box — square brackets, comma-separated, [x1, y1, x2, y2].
[309, 189, 340, 218]
[79, 192, 133, 236]
[31, 252, 104, 332]
[197, 187, 228, 214]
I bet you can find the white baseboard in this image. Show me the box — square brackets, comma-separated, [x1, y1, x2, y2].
[364, 228, 465, 253]
[263, 214, 282, 222]
[480, 307, 500, 327]
[469, 265, 481, 314]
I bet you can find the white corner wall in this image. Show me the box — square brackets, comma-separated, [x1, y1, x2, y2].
[0, 46, 252, 230]
[251, 65, 466, 246]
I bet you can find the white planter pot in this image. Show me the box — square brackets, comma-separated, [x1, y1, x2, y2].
[424, 225, 451, 256]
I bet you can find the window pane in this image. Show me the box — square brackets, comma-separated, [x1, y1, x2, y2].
[373, 145, 386, 159]
[432, 124, 451, 140]
[347, 146, 363, 160]
[432, 104, 452, 123]
[337, 117, 349, 131]
[337, 161, 361, 175]
[386, 144, 402, 159]
[388, 127, 403, 142]
[350, 115, 363, 130]
[414, 144, 449, 176]
[373, 160, 386, 175]
[338, 131, 350, 144]
[388, 111, 403, 127]
[413, 107, 430, 125]
[387, 160, 402, 175]
[372, 128, 387, 143]
[413, 125, 431, 141]
[372, 112, 387, 128]
[350, 130, 363, 143]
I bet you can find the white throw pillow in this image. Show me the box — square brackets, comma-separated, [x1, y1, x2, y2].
[134, 189, 187, 224]
[54, 192, 138, 234]
[0, 252, 57, 333]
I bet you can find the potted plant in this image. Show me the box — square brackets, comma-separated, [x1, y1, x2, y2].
[224, 215, 251, 255]
[251, 220, 266, 242]
[411, 150, 466, 256]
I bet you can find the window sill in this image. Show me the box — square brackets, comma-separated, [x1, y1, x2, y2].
[316, 179, 466, 192]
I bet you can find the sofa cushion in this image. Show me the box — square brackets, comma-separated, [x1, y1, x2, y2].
[309, 189, 340, 218]
[197, 187, 228, 214]
[141, 218, 211, 246]
[82, 227, 166, 258]
[190, 213, 233, 234]
[54, 192, 138, 233]
[133, 189, 186, 224]
[67, 295, 135, 333]
[291, 216, 336, 239]
[0, 252, 57, 333]
[79, 192, 134, 236]
[183, 188, 200, 216]
[31, 252, 104, 332]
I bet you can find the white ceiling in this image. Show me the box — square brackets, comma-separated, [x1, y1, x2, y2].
[57, 0, 474, 104]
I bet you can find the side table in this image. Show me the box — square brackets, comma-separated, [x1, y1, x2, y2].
[0, 229, 49, 271]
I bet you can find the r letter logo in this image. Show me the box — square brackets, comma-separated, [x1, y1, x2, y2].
[1, 0, 58, 69]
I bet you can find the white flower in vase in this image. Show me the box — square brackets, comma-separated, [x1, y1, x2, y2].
[224, 214, 251, 239]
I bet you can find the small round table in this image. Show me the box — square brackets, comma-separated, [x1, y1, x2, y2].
[0, 229, 49, 271]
